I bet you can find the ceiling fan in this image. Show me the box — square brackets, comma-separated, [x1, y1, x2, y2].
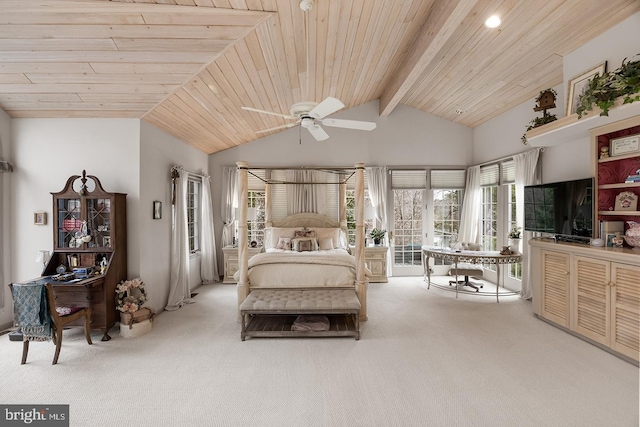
[241, 0, 377, 141]
[242, 98, 376, 141]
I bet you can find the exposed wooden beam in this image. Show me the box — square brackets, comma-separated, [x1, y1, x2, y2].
[379, 0, 480, 117]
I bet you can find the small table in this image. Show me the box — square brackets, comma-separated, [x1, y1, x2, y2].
[422, 246, 522, 302]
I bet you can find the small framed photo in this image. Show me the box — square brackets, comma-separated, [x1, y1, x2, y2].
[153, 201, 162, 219]
[605, 233, 624, 248]
[566, 62, 607, 116]
[610, 133, 640, 157]
[615, 191, 638, 211]
[34, 212, 47, 225]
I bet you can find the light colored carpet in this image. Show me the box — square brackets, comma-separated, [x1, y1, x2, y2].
[0, 276, 638, 427]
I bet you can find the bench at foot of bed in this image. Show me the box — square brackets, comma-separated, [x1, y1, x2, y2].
[240, 289, 360, 341]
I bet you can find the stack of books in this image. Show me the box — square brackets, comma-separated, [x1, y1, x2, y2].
[625, 174, 640, 183]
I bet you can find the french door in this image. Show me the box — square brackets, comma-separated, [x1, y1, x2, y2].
[391, 189, 425, 276]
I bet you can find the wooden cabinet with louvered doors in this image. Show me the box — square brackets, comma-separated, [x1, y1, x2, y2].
[572, 256, 610, 346]
[541, 250, 571, 328]
[610, 263, 640, 359]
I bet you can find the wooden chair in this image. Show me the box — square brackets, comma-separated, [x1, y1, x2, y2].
[12, 283, 92, 365]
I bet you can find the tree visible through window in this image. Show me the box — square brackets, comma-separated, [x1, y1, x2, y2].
[346, 190, 372, 245]
[393, 189, 423, 266]
[247, 190, 266, 246]
[481, 186, 497, 271]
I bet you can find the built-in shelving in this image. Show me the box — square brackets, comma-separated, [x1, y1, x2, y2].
[599, 182, 640, 189]
[598, 210, 640, 216]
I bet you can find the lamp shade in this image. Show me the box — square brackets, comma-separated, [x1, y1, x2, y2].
[35, 249, 50, 264]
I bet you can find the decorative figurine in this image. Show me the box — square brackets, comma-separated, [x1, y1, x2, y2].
[600, 146, 609, 159]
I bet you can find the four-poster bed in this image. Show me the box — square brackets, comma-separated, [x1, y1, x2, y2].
[235, 161, 369, 326]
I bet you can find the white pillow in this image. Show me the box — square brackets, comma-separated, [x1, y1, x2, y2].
[307, 228, 342, 249]
[264, 227, 302, 250]
[318, 237, 334, 250]
[275, 237, 292, 251]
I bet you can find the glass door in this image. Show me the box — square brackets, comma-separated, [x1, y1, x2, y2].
[56, 198, 81, 249]
[392, 189, 425, 276]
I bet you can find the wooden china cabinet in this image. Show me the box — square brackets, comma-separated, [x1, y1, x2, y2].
[42, 171, 127, 341]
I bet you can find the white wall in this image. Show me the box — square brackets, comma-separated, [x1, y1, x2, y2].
[474, 11, 640, 183]
[139, 121, 209, 312]
[0, 109, 12, 327]
[5, 119, 141, 327]
[209, 100, 473, 269]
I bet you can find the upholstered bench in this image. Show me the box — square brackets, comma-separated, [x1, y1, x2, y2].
[240, 289, 360, 340]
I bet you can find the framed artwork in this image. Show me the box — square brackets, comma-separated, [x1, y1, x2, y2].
[566, 62, 607, 116]
[615, 191, 638, 211]
[609, 133, 640, 157]
[153, 201, 162, 219]
[34, 212, 47, 225]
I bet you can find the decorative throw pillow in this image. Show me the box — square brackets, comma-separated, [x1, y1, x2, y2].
[294, 230, 316, 239]
[292, 237, 318, 252]
[318, 237, 334, 250]
[276, 237, 292, 250]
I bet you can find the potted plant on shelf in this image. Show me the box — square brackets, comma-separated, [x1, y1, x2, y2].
[576, 55, 640, 118]
[370, 228, 387, 245]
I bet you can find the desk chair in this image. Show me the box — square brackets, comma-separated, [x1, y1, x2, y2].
[448, 242, 484, 292]
[11, 283, 92, 365]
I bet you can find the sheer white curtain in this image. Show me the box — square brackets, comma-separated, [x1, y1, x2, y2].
[166, 167, 194, 311]
[514, 148, 541, 299]
[221, 167, 238, 248]
[458, 165, 481, 244]
[366, 167, 391, 267]
[366, 167, 388, 235]
[200, 174, 218, 284]
[286, 170, 326, 214]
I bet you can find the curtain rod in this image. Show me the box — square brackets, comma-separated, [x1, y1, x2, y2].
[171, 165, 209, 180]
[475, 147, 544, 168]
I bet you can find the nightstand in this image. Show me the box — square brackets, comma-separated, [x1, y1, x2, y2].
[364, 246, 388, 283]
[222, 246, 262, 283]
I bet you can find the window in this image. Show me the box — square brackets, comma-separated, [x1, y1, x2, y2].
[507, 183, 522, 280]
[481, 186, 498, 270]
[346, 190, 372, 245]
[247, 190, 266, 246]
[187, 178, 201, 253]
[433, 189, 462, 249]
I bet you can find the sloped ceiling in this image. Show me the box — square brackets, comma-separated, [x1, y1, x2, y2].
[1, 0, 638, 154]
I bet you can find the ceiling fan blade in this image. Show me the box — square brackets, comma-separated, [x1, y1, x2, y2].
[255, 122, 298, 134]
[308, 97, 345, 119]
[242, 106, 296, 120]
[320, 118, 377, 131]
[306, 124, 330, 141]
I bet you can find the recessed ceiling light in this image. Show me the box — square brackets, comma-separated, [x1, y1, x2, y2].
[455, 109, 465, 115]
[485, 15, 501, 28]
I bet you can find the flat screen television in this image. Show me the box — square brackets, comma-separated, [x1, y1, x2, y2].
[524, 178, 593, 239]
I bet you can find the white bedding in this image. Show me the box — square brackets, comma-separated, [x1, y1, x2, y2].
[235, 248, 368, 288]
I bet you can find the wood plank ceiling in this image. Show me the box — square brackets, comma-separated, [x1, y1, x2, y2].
[1, 0, 638, 154]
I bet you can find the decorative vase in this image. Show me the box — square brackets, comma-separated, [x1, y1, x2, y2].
[624, 221, 640, 249]
[508, 238, 522, 253]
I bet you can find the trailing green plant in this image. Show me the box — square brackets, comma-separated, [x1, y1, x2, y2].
[576, 54, 640, 118]
[521, 88, 558, 144]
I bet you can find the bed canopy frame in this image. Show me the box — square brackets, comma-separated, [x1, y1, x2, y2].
[235, 161, 368, 320]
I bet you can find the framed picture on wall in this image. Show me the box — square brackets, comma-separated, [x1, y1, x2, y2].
[566, 62, 607, 116]
[34, 212, 47, 225]
[153, 201, 162, 219]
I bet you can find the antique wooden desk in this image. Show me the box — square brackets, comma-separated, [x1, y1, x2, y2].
[422, 246, 522, 302]
[13, 272, 114, 341]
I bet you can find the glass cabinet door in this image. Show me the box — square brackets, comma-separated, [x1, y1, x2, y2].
[56, 198, 82, 249]
[87, 198, 111, 248]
